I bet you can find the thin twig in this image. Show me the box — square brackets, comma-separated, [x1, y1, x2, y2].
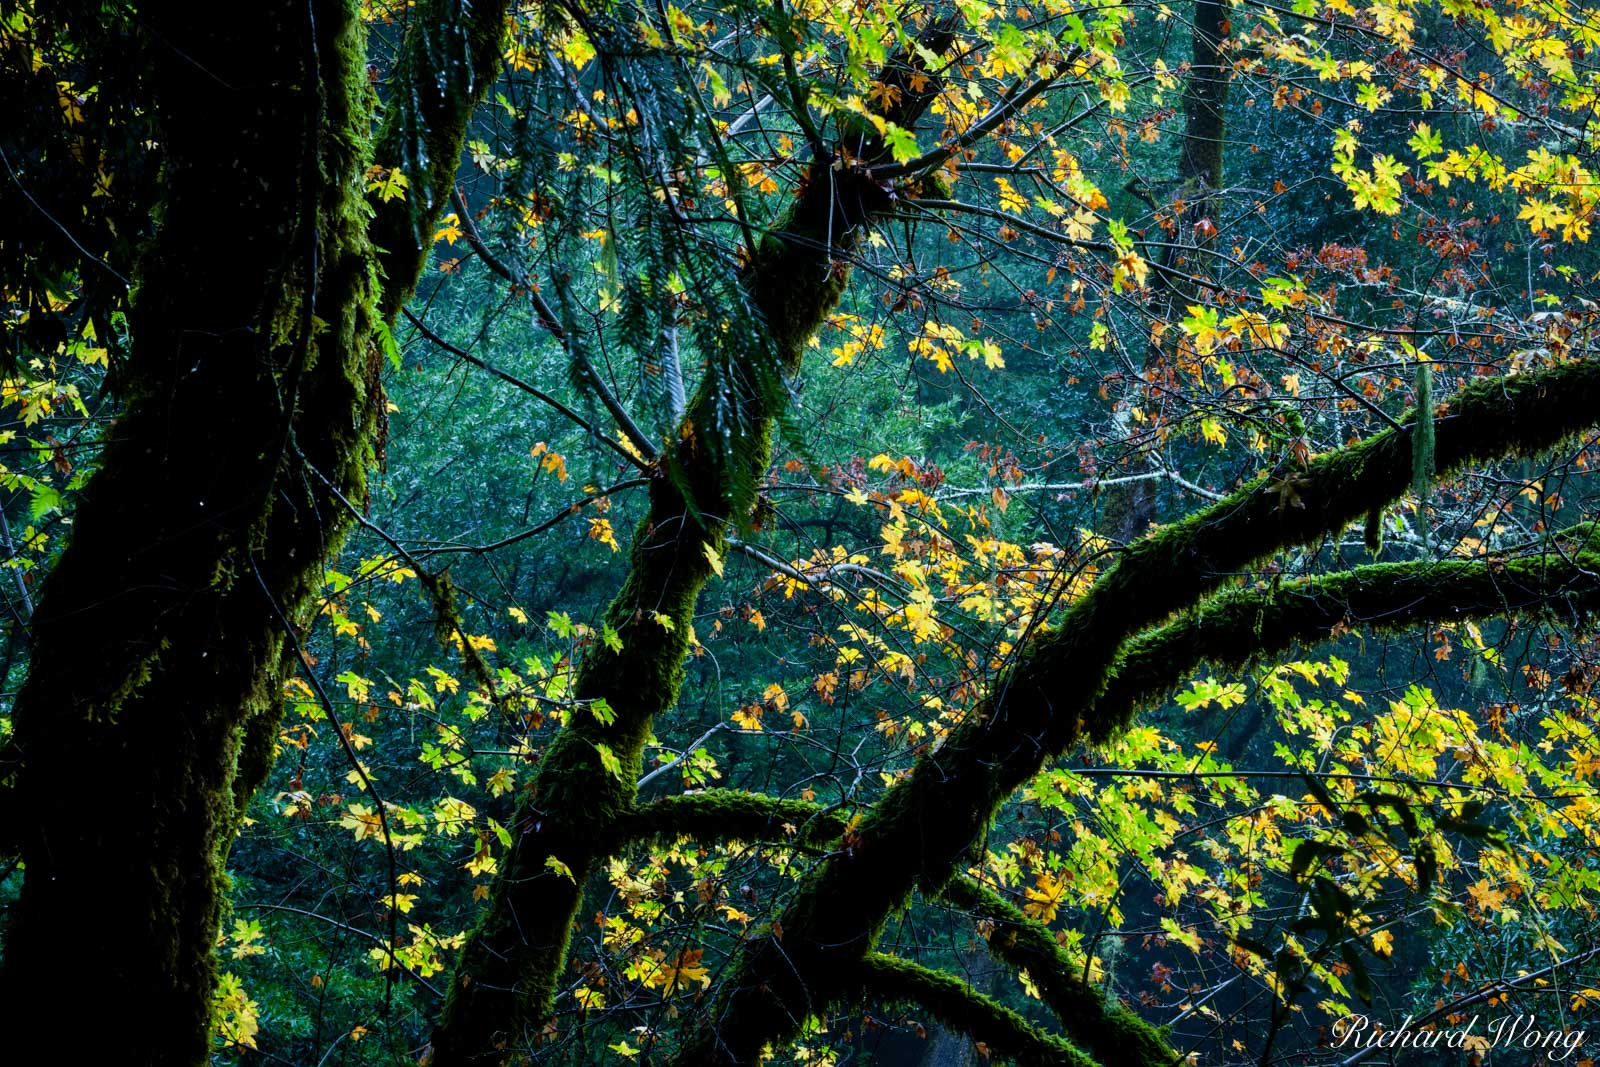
[401, 307, 648, 472]
[637, 723, 730, 790]
[449, 188, 658, 460]
[935, 470, 1225, 503]
[251, 560, 402, 1010]
[417, 477, 651, 556]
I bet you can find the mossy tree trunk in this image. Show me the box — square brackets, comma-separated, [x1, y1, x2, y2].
[677, 358, 1600, 1064]
[0, 1, 504, 1059]
[0, 5, 376, 1055]
[429, 24, 957, 1064]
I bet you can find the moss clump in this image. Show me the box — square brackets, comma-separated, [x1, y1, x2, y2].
[1363, 507, 1384, 557]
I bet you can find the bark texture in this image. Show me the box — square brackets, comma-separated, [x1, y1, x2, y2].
[0, 3, 378, 1057]
[0, 0, 506, 1058]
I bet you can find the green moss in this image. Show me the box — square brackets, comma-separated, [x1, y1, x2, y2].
[940, 878, 1178, 1066]
[233, 663, 288, 816]
[858, 953, 1097, 1067]
[621, 790, 849, 850]
[1363, 507, 1384, 557]
[1097, 545, 1600, 732]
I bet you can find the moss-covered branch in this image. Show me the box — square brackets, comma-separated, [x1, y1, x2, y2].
[854, 953, 1099, 1067]
[430, 21, 960, 1063]
[1045, 354, 1600, 747]
[619, 790, 849, 850]
[939, 878, 1179, 1067]
[680, 359, 1600, 1064]
[369, 0, 510, 316]
[1097, 538, 1600, 730]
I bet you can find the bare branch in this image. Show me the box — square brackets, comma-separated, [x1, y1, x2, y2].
[401, 306, 649, 472]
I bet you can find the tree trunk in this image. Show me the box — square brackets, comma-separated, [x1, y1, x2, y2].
[0, 5, 379, 1058]
[0, 0, 506, 1056]
[1177, 0, 1230, 200]
[430, 23, 958, 1063]
[430, 155, 877, 1067]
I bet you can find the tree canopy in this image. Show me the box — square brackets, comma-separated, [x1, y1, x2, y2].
[5, 0, 1600, 1064]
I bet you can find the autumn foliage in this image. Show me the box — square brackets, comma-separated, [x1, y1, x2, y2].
[5, 0, 1600, 1064]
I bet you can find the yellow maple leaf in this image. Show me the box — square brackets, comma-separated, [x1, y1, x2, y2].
[1022, 870, 1068, 924]
[644, 948, 712, 994]
[588, 517, 619, 552]
[1519, 198, 1568, 236]
[995, 176, 1028, 214]
[1468, 878, 1507, 913]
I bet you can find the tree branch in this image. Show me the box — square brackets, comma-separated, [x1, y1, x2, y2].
[431, 21, 966, 1061]
[636, 722, 730, 790]
[683, 357, 1600, 1063]
[619, 789, 848, 850]
[237, 903, 443, 997]
[939, 877, 1179, 1067]
[871, 70, 1063, 180]
[370, 0, 511, 317]
[935, 469, 1225, 504]
[855, 952, 1098, 1067]
[1098, 537, 1600, 730]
